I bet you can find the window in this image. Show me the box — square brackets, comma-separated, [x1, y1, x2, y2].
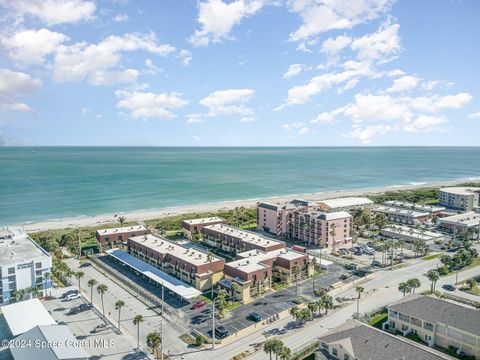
[35, 263, 42, 269]
[8, 267, 15, 275]
[344, 355, 350, 360]
[321, 342, 328, 350]
[423, 322, 433, 331]
[332, 348, 338, 357]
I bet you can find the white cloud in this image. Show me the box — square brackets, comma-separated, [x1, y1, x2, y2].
[288, 0, 394, 42]
[115, 90, 188, 119]
[0, 68, 41, 112]
[282, 121, 310, 135]
[337, 78, 359, 94]
[408, 93, 472, 113]
[144, 59, 163, 75]
[283, 64, 304, 79]
[403, 115, 448, 132]
[387, 75, 419, 93]
[192, 135, 201, 141]
[200, 88, 254, 116]
[467, 111, 480, 119]
[88, 69, 139, 86]
[52, 33, 175, 84]
[81, 107, 90, 116]
[189, 0, 265, 46]
[114, 14, 130, 22]
[345, 124, 391, 143]
[2, 0, 96, 25]
[240, 116, 254, 122]
[350, 22, 401, 62]
[342, 93, 412, 123]
[321, 35, 352, 56]
[1, 28, 70, 66]
[186, 114, 204, 124]
[178, 49, 192, 66]
[311, 112, 335, 124]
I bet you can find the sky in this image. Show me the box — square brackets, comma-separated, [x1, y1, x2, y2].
[0, 0, 480, 146]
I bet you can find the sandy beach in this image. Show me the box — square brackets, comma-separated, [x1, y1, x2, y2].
[14, 178, 475, 233]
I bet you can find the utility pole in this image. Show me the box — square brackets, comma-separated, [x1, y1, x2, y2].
[160, 321, 164, 360]
[161, 281, 164, 315]
[212, 300, 216, 350]
[455, 270, 459, 285]
[78, 231, 81, 259]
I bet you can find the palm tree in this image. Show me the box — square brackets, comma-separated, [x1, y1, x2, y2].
[307, 301, 318, 316]
[118, 216, 126, 226]
[146, 332, 162, 360]
[322, 294, 333, 315]
[398, 282, 410, 296]
[97, 284, 108, 315]
[115, 300, 125, 330]
[264, 339, 276, 360]
[272, 339, 285, 360]
[407, 278, 421, 294]
[330, 224, 337, 254]
[292, 264, 301, 296]
[355, 286, 364, 314]
[64, 268, 74, 286]
[43, 272, 51, 296]
[278, 345, 291, 360]
[427, 270, 440, 292]
[88, 279, 97, 304]
[289, 306, 300, 323]
[230, 282, 239, 301]
[302, 222, 312, 247]
[133, 314, 145, 350]
[75, 271, 85, 293]
[466, 278, 477, 290]
[311, 258, 318, 292]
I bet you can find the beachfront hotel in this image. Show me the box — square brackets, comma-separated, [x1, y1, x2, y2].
[127, 234, 225, 292]
[181, 217, 226, 240]
[256, 199, 353, 248]
[436, 212, 480, 238]
[0, 228, 52, 303]
[96, 225, 150, 248]
[372, 204, 430, 225]
[439, 187, 480, 212]
[202, 224, 286, 253]
[384, 295, 480, 359]
[317, 197, 373, 212]
[221, 247, 314, 302]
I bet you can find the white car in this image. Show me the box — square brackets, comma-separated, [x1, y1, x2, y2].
[65, 293, 81, 301]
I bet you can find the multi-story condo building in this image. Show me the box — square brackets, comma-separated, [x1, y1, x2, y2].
[289, 210, 352, 248]
[384, 295, 480, 359]
[383, 201, 446, 215]
[202, 224, 286, 253]
[127, 234, 225, 292]
[96, 225, 150, 248]
[372, 204, 430, 225]
[316, 319, 452, 360]
[222, 247, 313, 302]
[380, 225, 445, 244]
[257, 199, 317, 236]
[439, 187, 480, 212]
[317, 197, 373, 212]
[436, 212, 480, 238]
[181, 217, 226, 239]
[0, 228, 52, 303]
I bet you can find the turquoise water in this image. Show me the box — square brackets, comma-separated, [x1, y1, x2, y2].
[1, 147, 479, 225]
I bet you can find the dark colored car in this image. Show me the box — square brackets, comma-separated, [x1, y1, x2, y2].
[371, 260, 382, 267]
[248, 312, 263, 322]
[215, 326, 229, 339]
[340, 273, 352, 280]
[442, 284, 457, 291]
[345, 263, 358, 271]
[80, 262, 91, 268]
[78, 303, 92, 311]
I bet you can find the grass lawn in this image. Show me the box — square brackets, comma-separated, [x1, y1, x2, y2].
[462, 258, 480, 271]
[179, 333, 195, 345]
[421, 253, 442, 261]
[391, 263, 406, 270]
[368, 312, 388, 329]
[463, 286, 480, 296]
[226, 301, 242, 311]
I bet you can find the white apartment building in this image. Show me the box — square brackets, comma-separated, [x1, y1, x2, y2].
[0, 228, 52, 304]
[439, 187, 480, 212]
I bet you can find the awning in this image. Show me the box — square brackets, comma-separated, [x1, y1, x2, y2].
[106, 249, 202, 300]
[1, 298, 56, 336]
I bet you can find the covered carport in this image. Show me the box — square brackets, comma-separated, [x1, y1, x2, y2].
[106, 249, 202, 301]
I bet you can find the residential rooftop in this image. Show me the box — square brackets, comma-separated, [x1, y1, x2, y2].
[382, 225, 444, 240]
[388, 294, 480, 336]
[0, 228, 50, 265]
[203, 224, 285, 248]
[237, 247, 308, 262]
[440, 187, 480, 195]
[129, 234, 223, 266]
[318, 197, 373, 209]
[225, 257, 270, 274]
[258, 198, 317, 211]
[318, 320, 452, 360]
[96, 225, 148, 236]
[372, 204, 430, 218]
[383, 200, 446, 213]
[437, 211, 480, 227]
[182, 217, 225, 225]
[296, 210, 352, 221]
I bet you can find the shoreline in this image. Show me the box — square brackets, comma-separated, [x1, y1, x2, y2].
[14, 178, 477, 233]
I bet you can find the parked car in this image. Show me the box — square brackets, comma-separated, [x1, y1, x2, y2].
[65, 293, 81, 301]
[80, 262, 91, 268]
[345, 263, 358, 271]
[442, 284, 457, 291]
[292, 297, 305, 304]
[191, 300, 207, 310]
[338, 249, 349, 255]
[248, 312, 263, 322]
[91, 324, 109, 334]
[371, 260, 382, 267]
[67, 307, 80, 315]
[339, 248, 350, 253]
[215, 326, 229, 339]
[78, 303, 92, 311]
[364, 249, 375, 256]
[340, 273, 352, 280]
[61, 290, 78, 298]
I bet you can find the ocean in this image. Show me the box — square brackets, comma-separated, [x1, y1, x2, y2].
[1, 147, 479, 226]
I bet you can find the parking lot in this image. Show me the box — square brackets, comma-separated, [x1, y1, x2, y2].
[42, 290, 145, 360]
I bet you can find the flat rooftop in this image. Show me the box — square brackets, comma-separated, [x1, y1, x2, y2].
[437, 212, 480, 227]
[1, 298, 56, 336]
[319, 197, 373, 208]
[238, 247, 308, 262]
[107, 249, 202, 299]
[372, 205, 429, 218]
[383, 225, 444, 240]
[297, 210, 352, 221]
[0, 228, 50, 265]
[225, 258, 270, 274]
[182, 217, 225, 225]
[96, 225, 148, 236]
[384, 200, 445, 213]
[129, 234, 223, 266]
[440, 187, 480, 195]
[203, 224, 285, 248]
